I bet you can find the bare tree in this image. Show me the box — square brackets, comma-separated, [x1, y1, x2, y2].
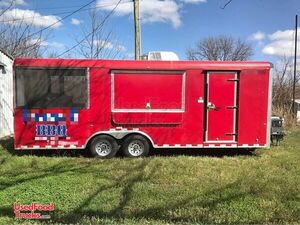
[0, 0, 49, 58]
[74, 9, 123, 59]
[186, 36, 253, 61]
[273, 57, 300, 113]
[46, 51, 60, 58]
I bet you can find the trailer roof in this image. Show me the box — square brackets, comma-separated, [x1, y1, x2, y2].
[14, 58, 272, 71]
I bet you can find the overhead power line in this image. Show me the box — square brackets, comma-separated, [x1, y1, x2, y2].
[3, 0, 98, 49]
[8, 0, 96, 34]
[58, 0, 123, 57]
[0, 0, 131, 23]
[23, 0, 129, 11]
[221, 0, 233, 9]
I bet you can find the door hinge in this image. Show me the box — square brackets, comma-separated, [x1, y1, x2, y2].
[226, 106, 238, 109]
[225, 133, 237, 136]
[227, 79, 239, 82]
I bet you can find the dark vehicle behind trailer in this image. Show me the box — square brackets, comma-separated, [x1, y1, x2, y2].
[271, 116, 284, 145]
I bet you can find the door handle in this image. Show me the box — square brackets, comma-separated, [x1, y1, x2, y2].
[145, 102, 151, 109]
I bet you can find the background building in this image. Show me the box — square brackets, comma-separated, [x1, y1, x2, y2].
[0, 48, 14, 138]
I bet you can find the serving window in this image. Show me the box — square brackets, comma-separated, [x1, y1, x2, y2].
[15, 67, 88, 109]
[112, 70, 185, 113]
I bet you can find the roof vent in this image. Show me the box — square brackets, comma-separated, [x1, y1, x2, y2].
[142, 51, 179, 61]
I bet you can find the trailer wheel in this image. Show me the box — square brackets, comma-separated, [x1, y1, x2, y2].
[90, 135, 118, 159]
[122, 135, 150, 157]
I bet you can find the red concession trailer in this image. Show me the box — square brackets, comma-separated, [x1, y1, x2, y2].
[13, 58, 272, 158]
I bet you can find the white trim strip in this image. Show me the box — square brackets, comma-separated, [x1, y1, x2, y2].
[151, 144, 260, 148]
[15, 145, 86, 150]
[112, 109, 184, 113]
[266, 67, 273, 148]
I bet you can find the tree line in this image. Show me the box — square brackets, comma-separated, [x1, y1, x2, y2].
[1, 0, 299, 123]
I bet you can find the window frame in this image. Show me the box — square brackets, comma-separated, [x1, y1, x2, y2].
[14, 66, 90, 109]
[111, 70, 186, 113]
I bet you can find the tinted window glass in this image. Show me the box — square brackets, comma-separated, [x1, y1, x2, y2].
[272, 120, 282, 127]
[15, 67, 88, 108]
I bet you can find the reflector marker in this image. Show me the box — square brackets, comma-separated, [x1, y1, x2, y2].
[16, 144, 85, 149]
[17, 143, 266, 150]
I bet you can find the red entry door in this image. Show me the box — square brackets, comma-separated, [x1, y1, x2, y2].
[206, 72, 237, 142]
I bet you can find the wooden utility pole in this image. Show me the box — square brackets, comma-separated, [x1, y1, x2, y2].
[292, 15, 298, 117]
[133, 0, 141, 60]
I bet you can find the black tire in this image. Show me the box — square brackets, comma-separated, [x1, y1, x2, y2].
[122, 135, 150, 157]
[89, 135, 118, 159]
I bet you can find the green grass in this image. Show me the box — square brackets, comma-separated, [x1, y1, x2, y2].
[0, 129, 299, 225]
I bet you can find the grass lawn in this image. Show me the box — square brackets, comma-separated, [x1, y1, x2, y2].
[0, 129, 299, 225]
